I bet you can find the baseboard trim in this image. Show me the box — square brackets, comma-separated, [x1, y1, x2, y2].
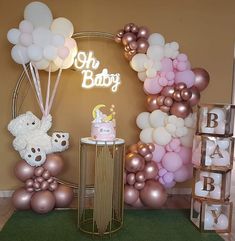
[0, 187, 192, 198]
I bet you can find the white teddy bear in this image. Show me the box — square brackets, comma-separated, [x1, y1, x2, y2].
[8, 111, 69, 167]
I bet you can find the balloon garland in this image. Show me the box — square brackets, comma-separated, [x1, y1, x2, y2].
[115, 23, 210, 208]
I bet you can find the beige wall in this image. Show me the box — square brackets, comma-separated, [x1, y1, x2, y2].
[0, 0, 234, 189]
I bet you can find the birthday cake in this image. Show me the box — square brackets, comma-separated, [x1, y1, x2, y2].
[91, 104, 116, 141]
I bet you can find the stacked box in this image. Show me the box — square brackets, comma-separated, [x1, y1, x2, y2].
[190, 104, 234, 233]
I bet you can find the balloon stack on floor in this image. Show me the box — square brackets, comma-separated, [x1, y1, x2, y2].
[190, 104, 234, 232]
[12, 154, 74, 214]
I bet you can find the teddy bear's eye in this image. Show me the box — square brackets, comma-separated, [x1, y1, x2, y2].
[32, 122, 35, 125]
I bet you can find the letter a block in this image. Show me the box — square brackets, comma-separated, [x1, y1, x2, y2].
[192, 168, 231, 202]
[190, 197, 233, 233]
[196, 104, 234, 137]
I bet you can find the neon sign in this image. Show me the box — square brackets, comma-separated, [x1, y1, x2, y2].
[74, 51, 121, 92]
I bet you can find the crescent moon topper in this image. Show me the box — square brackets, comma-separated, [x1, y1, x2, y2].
[92, 104, 116, 123]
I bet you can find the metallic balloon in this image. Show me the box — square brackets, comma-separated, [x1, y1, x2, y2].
[189, 86, 201, 106]
[144, 161, 158, 179]
[116, 29, 125, 38]
[135, 171, 146, 183]
[175, 82, 187, 90]
[173, 90, 182, 102]
[136, 38, 149, 53]
[164, 97, 173, 107]
[41, 181, 49, 191]
[192, 68, 210, 91]
[47, 177, 54, 184]
[146, 95, 159, 112]
[124, 185, 139, 205]
[160, 105, 170, 113]
[170, 102, 191, 118]
[34, 167, 44, 177]
[125, 153, 145, 173]
[180, 89, 192, 101]
[12, 188, 33, 210]
[14, 160, 35, 182]
[161, 86, 175, 97]
[43, 154, 64, 176]
[27, 187, 34, 192]
[129, 41, 138, 50]
[124, 45, 131, 52]
[53, 185, 74, 208]
[130, 25, 138, 33]
[114, 36, 122, 43]
[132, 197, 144, 208]
[126, 173, 136, 185]
[144, 153, 153, 161]
[122, 32, 136, 46]
[42, 170, 51, 180]
[157, 95, 165, 106]
[137, 26, 149, 39]
[25, 178, 34, 188]
[134, 182, 145, 190]
[124, 23, 134, 32]
[31, 191, 55, 214]
[137, 144, 149, 156]
[33, 181, 40, 190]
[49, 181, 58, 191]
[36, 177, 44, 183]
[140, 180, 167, 208]
[147, 143, 155, 152]
[128, 144, 138, 154]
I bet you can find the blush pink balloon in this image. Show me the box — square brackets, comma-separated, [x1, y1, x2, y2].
[161, 57, 173, 72]
[163, 172, 174, 184]
[124, 185, 139, 205]
[175, 70, 195, 88]
[144, 77, 163, 95]
[178, 146, 192, 164]
[144, 161, 158, 179]
[162, 152, 183, 172]
[152, 144, 166, 163]
[173, 165, 190, 182]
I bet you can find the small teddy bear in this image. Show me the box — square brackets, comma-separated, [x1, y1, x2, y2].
[8, 111, 69, 167]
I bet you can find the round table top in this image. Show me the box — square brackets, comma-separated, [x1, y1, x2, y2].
[80, 137, 125, 145]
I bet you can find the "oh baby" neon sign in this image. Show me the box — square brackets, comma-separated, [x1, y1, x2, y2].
[74, 51, 121, 92]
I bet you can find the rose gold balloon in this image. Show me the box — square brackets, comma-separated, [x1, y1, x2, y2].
[147, 143, 155, 152]
[25, 178, 34, 188]
[164, 97, 173, 107]
[134, 182, 145, 190]
[160, 105, 170, 113]
[49, 181, 58, 191]
[36, 177, 44, 183]
[33, 181, 40, 190]
[41, 181, 49, 191]
[129, 41, 138, 50]
[135, 171, 146, 183]
[53, 185, 74, 208]
[14, 160, 35, 182]
[126, 173, 136, 185]
[47, 177, 54, 184]
[138, 144, 149, 156]
[181, 89, 192, 101]
[128, 144, 138, 154]
[42, 170, 50, 180]
[122, 32, 136, 45]
[146, 95, 159, 112]
[175, 82, 187, 90]
[34, 167, 44, 177]
[140, 180, 167, 208]
[170, 102, 191, 118]
[31, 191, 55, 214]
[124, 185, 139, 205]
[157, 95, 165, 106]
[27, 187, 34, 192]
[125, 153, 145, 173]
[161, 86, 175, 97]
[12, 188, 33, 210]
[137, 26, 149, 39]
[124, 23, 133, 32]
[131, 25, 138, 33]
[192, 68, 210, 91]
[136, 38, 149, 53]
[124, 45, 131, 52]
[144, 161, 158, 179]
[43, 154, 64, 176]
[173, 91, 182, 102]
[132, 197, 144, 208]
[144, 153, 153, 161]
[114, 36, 122, 43]
[117, 29, 125, 38]
[189, 86, 201, 106]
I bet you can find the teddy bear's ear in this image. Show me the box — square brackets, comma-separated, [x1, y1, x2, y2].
[26, 111, 33, 116]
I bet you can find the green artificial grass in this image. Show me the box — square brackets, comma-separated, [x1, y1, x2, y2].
[0, 209, 223, 241]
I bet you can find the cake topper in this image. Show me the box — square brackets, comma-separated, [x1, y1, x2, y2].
[92, 104, 115, 123]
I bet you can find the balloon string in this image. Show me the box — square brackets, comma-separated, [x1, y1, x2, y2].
[45, 64, 51, 116]
[33, 63, 44, 111]
[47, 68, 63, 114]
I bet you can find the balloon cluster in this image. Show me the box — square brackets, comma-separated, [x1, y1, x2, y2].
[124, 143, 167, 208]
[7, 1, 77, 71]
[12, 154, 73, 214]
[115, 23, 149, 60]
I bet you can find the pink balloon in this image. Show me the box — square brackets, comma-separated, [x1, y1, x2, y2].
[58, 46, 69, 60]
[53, 184, 74, 208]
[158, 168, 167, 177]
[12, 188, 33, 210]
[14, 160, 35, 182]
[164, 180, 176, 189]
[178, 146, 192, 164]
[174, 165, 190, 182]
[163, 172, 174, 184]
[144, 161, 158, 179]
[175, 70, 195, 88]
[43, 154, 64, 176]
[124, 185, 139, 205]
[144, 77, 163, 95]
[161, 57, 173, 72]
[162, 152, 183, 172]
[152, 144, 166, 163]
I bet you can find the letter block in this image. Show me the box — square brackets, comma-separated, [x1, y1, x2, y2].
[196, 104, 234, 137]
[190, 197, 233, 233]
[192, 168, 231, 202]
[192, 135, 234, 171]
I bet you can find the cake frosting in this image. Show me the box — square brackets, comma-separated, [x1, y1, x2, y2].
[91, 104, 116, 141]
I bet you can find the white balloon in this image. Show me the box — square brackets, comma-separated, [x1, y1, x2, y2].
[46, 62, 59, 72]
[146, 67, 156, 78]
[136, 112, 151, 129]
[175, 127, 188, 137]
[204, 211, 214, 230]
[19, 20, 34, 33]
[19, 33, 33, 46]
[27, 44, 43, 62]
[184, 113, 196, 128]
[214, 214, 229, 230]
[137, 71, 147, 82]
[43, 45, 57, 61]
[32, 27, 52, 47]
[51, 34, 65, 47]
[34, 58, 49, 70]
[147, 45, 164, 61]
[11, 45, 29, 64]
[139, 128, 154, 143]
[54, 54, 74, 69]
[24, 1, 53, 28]
[153, 127, 171, 145]
[7, 28, 21, 45]
[130, 54, 148, 72]
[195, 181, 209, 198]
[165, 123, 176, 134]
[51, 17, 74, 38]
[148, 33, 165, 46]
[209, 172, 222, 185]
[180, 128, 195, 147]
[149, 110, 167, 128]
